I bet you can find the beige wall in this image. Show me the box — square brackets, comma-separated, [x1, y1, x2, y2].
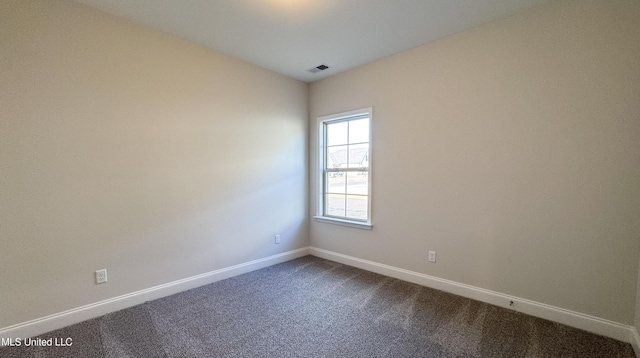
[0, 0, 308, 328]
[310, 0, 640, 324]
[636, 253, 640, 332]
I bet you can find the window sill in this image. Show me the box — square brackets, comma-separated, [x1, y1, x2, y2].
[313, 216, 373, 230]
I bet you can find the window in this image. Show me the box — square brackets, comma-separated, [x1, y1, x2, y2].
[315, 108, 372, 229]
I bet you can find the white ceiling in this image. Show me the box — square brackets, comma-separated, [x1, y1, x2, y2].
[73, 0, 551, 82]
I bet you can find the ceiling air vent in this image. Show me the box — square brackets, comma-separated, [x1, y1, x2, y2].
[308, 64, 330, 73]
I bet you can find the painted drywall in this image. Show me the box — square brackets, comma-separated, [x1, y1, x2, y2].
[310, 0, 640, 325]
[0, 0, 308, 328]
[636, 252, 640, 333]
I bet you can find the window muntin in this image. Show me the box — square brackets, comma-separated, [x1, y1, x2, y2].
[319, 109, 371, 224]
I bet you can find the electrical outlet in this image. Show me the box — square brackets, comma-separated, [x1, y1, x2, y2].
[428, 251, 436, 263]
[95, 269, 108, 284]
[275, 234, 281, 244]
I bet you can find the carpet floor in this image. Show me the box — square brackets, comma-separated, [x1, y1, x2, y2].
[1, 255, 635, 357]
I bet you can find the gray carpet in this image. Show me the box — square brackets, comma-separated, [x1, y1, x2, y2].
[1, 256, 635, 357]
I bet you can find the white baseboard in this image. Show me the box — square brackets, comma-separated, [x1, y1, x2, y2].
[309, 246, 635, 344]
[0, 247, 309, 342]
[630, 327, 640, 358]
[3, 245, 635, 350]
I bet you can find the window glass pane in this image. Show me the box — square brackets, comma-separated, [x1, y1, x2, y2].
[348, 118, 369, 144]
[321, 110, 371, 223]
[347, 143, 369, 168]
[346, 195, 368, 220]
[326, 194, 346, 217]
[327, 145, 348, 169]
[346, 172, 368, 195]
[327, 121, 348, 146]
[326, 172, 346, 194]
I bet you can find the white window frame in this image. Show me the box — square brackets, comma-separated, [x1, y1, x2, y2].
[314, 107, 373, 230]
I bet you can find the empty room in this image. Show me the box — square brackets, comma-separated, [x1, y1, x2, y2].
[1, 0, 640, 357]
